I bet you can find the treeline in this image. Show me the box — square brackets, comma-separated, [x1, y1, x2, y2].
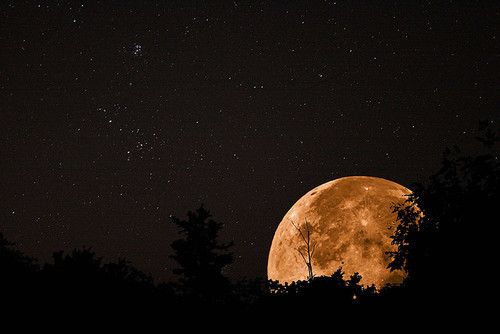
[1, 122, 497, 316]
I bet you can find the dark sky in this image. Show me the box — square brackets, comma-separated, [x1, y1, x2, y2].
[1, 1, 498, 282]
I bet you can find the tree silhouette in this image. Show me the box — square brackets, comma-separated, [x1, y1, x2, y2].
[262, 267, 369, 311]
[1, 123, 496, 314]
[170, 205, 233, 302]
[34, 247, 158, 311]
[387, 201, 423, 275]
[0, 233, 38, 299]
[290, 219, 316, 280]
[388, 121, 499, 305]
[0, 233, 37, 274]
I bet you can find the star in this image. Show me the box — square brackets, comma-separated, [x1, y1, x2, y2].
[132, 44, 143, 57]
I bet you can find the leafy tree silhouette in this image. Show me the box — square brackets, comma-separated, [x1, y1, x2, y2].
[104, 258, 153, 287]
[388, 121, 499, 305]
[38, 247, 157, 310]
[170, 205, 234, 303]
[41, 248, 113, 303]
[0, 233, 38, 299]
[0, 233, 37, 274]
[2, 123, 496, 315]
[258, 268, 374, 315]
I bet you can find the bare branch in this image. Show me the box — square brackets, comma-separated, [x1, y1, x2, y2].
[297, 248, 307, 263]
[289, 218, 316, 280]
[310, 242, 317, 258]
[289, 219, 309, 245]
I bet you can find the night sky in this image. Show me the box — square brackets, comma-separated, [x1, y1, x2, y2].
[1, 1, 498, 282]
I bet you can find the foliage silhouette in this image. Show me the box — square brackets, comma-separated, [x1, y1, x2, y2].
[1, 123, 496, 317]
[169, 205, 234, 303]
[388, 121, 499, 305]
[0, 233, 38, 299]
[0, 233, 37, 274]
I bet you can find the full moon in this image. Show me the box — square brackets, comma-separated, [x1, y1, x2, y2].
[268, 176, 412, 288]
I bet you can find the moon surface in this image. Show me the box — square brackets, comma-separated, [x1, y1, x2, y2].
[268, 176, 411, 288]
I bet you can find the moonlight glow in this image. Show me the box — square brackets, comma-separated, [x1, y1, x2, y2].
[268, 176, 412, 288]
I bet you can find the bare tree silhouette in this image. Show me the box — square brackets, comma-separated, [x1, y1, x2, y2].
[290, 219, 316, 280]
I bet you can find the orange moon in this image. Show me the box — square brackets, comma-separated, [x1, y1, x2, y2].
[268, 176, 411, 288]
